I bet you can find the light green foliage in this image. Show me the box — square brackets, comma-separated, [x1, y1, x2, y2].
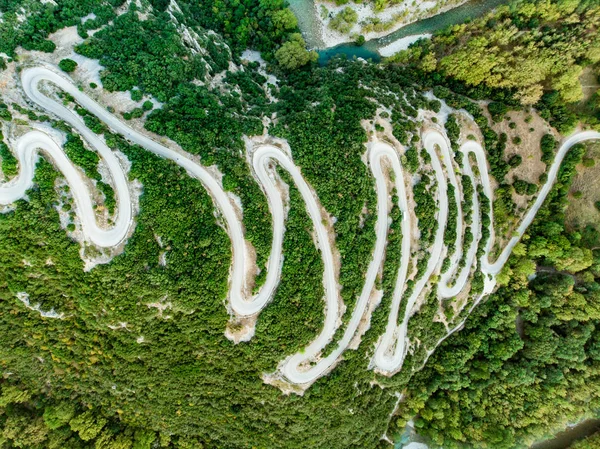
[132, 430, 156, 449]
[275, 33, 318, 69]
[0, 385, 31, 406]
[70, 410, 108, 441]
[569, 432, 600, 449]
[43, 402, 77, 430]
[329, 7, 358, 34]
[271, 8, 298, 31]
[396, 0, 600, 105]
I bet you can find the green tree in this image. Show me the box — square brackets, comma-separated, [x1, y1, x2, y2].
[44, 402, 77, 430]
[2, 415, 48, 448]
[69, 410, 107, 441]
[271, 8, 297, 31]
[329, 7, 358, 34]
[59, 58, 78, 73]
[0, 385, 31, 406]
[275, 33, 318, 70]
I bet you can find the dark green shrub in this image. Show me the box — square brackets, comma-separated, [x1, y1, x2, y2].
[59, 59, 78, 73]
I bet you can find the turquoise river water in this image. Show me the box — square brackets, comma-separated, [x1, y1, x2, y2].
[288, 0, 509, 64]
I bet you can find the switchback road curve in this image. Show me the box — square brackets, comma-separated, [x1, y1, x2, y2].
[2, 66, 599, 387]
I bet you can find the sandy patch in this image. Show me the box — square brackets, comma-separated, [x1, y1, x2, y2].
[480, 106, 555, 245]
[579, 66, 600, 102]
[378, 34, 431, 57]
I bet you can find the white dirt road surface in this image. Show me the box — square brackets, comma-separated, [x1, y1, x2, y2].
[3, 66, 599, 388]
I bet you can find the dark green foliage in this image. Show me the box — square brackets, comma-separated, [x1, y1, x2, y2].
[444, 184, 458, 255]
[58, 58, 78, 73]
[414, 176, 438, 247]
[508, 154, 522, 168]
[75, 11, 208, 102]
[169, 0, 299, 58]
[538, 91, 579, 134]
[428, 99, 442, 113]
[2, 2, 600, 447]
[130, 89, 143, 102]
[63, 133, 116, 213]
[0, 130, 396, 449]
[403, 146, 419, 173]
[445, 114, 460, 150]
[0, 128, 18, 178]
[64, 133, 101, 181]
[541, 133, 558, 165]
[0, 102, 11, 121]
[488, 102, 508, 122]
[513, 178, 537, 196]
[0, 0, 124, 56]
[398, 140, 599, 449]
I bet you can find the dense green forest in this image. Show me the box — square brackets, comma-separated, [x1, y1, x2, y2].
[392, 0, 600, 108]
[0, 0, 600, 448]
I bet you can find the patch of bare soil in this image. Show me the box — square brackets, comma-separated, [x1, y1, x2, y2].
[580, 67, 600, 103]
[502, 111, 551, 191]
[565, 141, 600, 230]
[481, 106, 557, 248]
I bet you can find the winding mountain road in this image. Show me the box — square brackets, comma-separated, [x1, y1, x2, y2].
[2, 66, 599, 387]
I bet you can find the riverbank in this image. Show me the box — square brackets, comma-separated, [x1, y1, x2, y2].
[314, 0, 466, 48]
[307, 0, 510, 64]
[378, 34, 431, 57]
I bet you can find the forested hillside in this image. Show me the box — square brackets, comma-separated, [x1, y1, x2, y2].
[0, 0, 599, 448]
[392, 0, 600, 107]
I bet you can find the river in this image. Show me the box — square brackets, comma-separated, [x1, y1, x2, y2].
[287, 0, 510, 64]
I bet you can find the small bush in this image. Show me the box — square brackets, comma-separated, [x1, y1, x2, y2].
[508, 154, 522, 168]
[59, 59, 78, 73]
[582, 157, 595, 167]
[130, 89, 143, 102]
[540, 134, 557, 164]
